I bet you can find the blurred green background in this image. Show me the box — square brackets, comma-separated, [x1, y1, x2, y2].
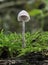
[0, 0, 48, 33]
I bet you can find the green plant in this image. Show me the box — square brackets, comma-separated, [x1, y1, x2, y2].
[0, 31, 48, 58]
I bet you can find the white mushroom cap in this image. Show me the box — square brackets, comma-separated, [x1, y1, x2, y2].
[17, 10, 30, 22]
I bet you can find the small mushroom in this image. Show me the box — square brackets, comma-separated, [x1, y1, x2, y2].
[17, 10, 30, 22]
[17, 10, 30, 48]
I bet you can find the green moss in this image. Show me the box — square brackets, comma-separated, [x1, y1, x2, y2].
[0, 31, 48, 57]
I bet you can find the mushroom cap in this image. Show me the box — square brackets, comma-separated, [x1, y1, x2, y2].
[17, 10, 30, 22]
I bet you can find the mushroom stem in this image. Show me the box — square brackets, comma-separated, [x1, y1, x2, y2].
[22, 21, 26, 48]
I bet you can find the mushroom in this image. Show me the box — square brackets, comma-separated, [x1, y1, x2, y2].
[17, 10, 30, 48]
[17, 10, 30, 22]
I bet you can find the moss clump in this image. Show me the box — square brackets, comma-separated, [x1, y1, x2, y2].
[0, 31, 48, 58]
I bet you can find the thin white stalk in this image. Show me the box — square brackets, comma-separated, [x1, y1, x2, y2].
[22, 21, 26, 48]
